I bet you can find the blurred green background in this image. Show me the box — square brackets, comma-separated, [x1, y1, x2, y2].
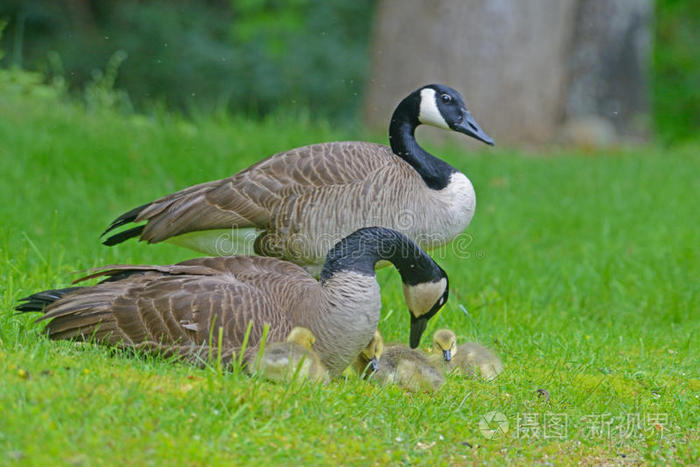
[652, 0, 699, 141]
[0, 0, 374, 123]
[0, 0, 697, 140]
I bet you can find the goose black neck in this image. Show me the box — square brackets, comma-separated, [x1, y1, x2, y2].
[388, 105, 456, 191]
[320, 227, 443, 286]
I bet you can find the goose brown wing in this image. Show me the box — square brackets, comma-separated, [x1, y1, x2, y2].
[78, 255, 310, 284]
[103, 142, 396, 244]
[36, 257, 317, 358]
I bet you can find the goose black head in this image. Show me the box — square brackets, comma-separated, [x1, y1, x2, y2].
[403, 265, 449, 349]
[411, 83, 494, 146]
[320, 227, 450, 349]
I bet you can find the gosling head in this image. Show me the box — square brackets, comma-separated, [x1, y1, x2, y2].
[286, 326, 316, 350]
[432, 329, 458, 362]
[394, 83, 494, 146]
[360, 330, 384, 373]
[403, 268, 449, 349]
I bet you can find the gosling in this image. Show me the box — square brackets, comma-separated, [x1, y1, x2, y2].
[247, 327, 328, 384]
[432, 329, 503, 381]
[352, 330, 383, 378]
[356, 330, 444, 393]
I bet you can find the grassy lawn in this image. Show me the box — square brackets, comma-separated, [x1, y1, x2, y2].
[1, 89, 698, 465]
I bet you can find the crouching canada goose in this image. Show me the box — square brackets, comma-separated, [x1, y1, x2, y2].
[102, 84, 494, 274]
[246, 327, 328, 384]
[354, 330, 444, 393]
[432, 329, 503, 381]
[16, 227, 448, 376]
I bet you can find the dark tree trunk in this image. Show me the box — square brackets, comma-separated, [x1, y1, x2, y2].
[563, 0, 652, 142]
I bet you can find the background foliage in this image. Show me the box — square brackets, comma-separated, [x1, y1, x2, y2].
[0, 0, 374, 121]
[653, 0, 700, 141]
[1, 0, 695, 139]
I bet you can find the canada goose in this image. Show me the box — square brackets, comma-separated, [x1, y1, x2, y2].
[246, 327, 328, 384]
[16, 227, 448, 376]
[356, 330, 444, 392]
[432, 329, 503, 381]
[102, 84, 494, 274]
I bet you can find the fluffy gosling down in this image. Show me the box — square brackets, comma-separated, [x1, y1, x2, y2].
[247, 327, 328, 384]
[432, 329, 503, 381]
[352, 330, 383, 378]
[355, 331, 444, 393]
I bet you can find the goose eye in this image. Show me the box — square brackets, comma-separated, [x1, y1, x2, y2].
[441, 93, 452, 103]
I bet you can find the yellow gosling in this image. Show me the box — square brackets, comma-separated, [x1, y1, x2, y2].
[248, 327, 328, 384]
[432, 328, 503, 380]
[356, 330, 444, 392]
[352, 330, 384, 378]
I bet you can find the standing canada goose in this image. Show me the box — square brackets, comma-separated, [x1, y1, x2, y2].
[16, 228, 448, 376]
[246, 327, 328, 384]
[355, 330, 444, 393]
[102, 84, 494, 274]
[432, 329, 503, 381]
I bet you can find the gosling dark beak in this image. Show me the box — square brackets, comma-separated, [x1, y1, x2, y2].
[369, 357, 378, 373]
[409, 314, 428, 349]
[453, 110, 494, 146]
[443, 349, 452, 362]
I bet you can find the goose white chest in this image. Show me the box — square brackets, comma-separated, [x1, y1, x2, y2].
[423, 171, 476, 247]
[310, 273, 382, 376]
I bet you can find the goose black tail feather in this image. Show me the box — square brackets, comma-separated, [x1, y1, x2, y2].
[101, 203, 149, 243]
[15, 287, 84, 313]
[102, 225, 145, 246]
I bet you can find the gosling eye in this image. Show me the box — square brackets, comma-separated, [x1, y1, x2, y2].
[441, 93, 452, 104]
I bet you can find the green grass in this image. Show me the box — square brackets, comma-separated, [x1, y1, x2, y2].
[1, 88, 699, 465]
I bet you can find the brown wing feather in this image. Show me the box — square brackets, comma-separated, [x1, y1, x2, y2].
[36, 256, 319, 361]
[77, 255, 309, 284]
[110, 142, 396, 243]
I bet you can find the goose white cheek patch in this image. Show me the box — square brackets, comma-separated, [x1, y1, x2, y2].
[418, 88, 450, 130]
[403, 278, 447, 317]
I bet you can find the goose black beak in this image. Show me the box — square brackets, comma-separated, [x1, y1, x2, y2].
[409, 314, 428, 348]
[453, 110, 494, 146]
[369, 357, 379, 373]
[443, 349, 452, 362]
